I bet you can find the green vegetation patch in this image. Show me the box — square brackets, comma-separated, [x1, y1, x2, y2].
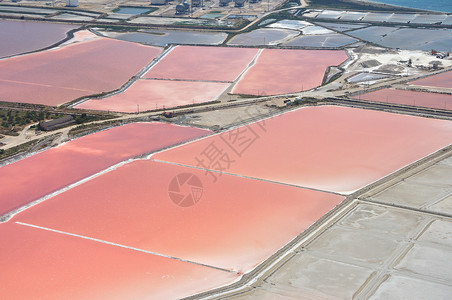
[0, 110, 63, 136]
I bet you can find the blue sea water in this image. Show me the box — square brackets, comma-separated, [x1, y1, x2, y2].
[367, 0, 452, 13]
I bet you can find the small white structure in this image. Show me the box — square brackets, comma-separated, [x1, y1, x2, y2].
[66, 0, 79, 7]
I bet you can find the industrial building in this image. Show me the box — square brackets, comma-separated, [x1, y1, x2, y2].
[38, 115, 74, 131]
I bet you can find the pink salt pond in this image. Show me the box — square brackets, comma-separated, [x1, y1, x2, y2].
[153, 106, 452, 194]
[410, 70, 452, 89]
[76, 79, 229, 112]
[143, 45, 259, 82]
[0, 38, 161, 106]
[232, 49, 348, 95]
[0, 222, 237, 300]
[15, 160, 343, 273]
[355, 89, 452, 110]
[0, 123, 211, 216]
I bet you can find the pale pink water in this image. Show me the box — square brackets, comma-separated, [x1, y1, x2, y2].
[410, 71, 452, 89]
[15, 160, 343, 272]
[76, 79, 229, 112]
[356, 89, 452, 110]
[0, 38, 161, 106]
[0, 123, 211, 215]
[143, 46, 259, 82]
[154, 106, 452, 194]
[0, 222, 237, 300]
[232, 49, 348, 95]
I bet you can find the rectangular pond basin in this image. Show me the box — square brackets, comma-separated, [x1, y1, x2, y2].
[355, 89, 452, 110]
[0, 36, 161, 106]
[14, 160, 343, 273]
[0, 222, 237, 300]
[232, 49, 348, 95]
[143, 45, 259, 82]
[115, 7, 153, 15]
[228, 28, 299, 46]
[153, 105, 452, 194]
[75, 79, 229, 112]
[410, 71, 452, 89]
[0, 123, 211, 216]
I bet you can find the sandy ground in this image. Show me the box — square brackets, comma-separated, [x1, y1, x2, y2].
[178, 102, 280, 128]
[344, 45, 452, 79]
[0, 123, 40, 150]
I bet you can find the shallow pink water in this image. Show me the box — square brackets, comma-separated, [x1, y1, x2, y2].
[16, 160, 343, 272]
[76, 79, 229, 112]
[232, 49, 348, 96]
[410, 71, 452, 89]
[0, 38, 161, 106]
[143, 46, 259, 82]
[154, 106, 452, 194]
[0, 123, 211, 216]
[0, 79, 92, 106]
[0, 222, 237, 300]
[0, 20, 78, 58]
[356, 89, 452, 110]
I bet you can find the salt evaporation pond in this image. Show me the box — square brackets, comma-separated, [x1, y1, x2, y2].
[347, 26, 398, 43]
[267, 19, 312, 31]
[356, 89, 452, 110]
[347, 73, 389, 83]
[228, 28, 299, 46]
[0, 123, 211, 216]
[338, 11, 367, 21]
[76, 79, 229, 112]
[0, 20, 78, 58]
[154, 106, 452, 194]
[361, 12, 393, 22]
[411, 71, 452, 89]
[0, 36, 161, 106]
[301, 26, 334, 35]
[315, 22, 368, 32]
[232, 49, 348, 95]
[144, 46, 259, 82]
[315, 10, 344, 20]
[377, 28, 452, 51]
[49, 13, 95, 22]
[0, 222, 237, 300]
[15, 160, 343, 272]
[411, 14, 447, 24]
[282, 34, 357, 48]
[115, 30, 227, 47]
[200, 13, 225, 19]
[443, 16, 452, 25]
[387, 13, 416, 23]
[348, 26, 452, 51]
[115, 6, 151, 15]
